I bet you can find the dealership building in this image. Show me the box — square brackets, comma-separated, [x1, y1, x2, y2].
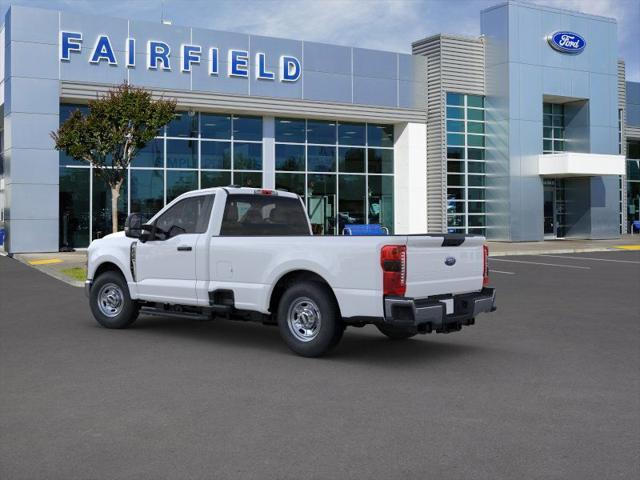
[0, 1, 639, 252]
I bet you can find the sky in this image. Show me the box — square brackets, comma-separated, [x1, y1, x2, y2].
[1, 0, 638, 80]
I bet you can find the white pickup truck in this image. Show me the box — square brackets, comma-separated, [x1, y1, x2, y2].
[86, 187, 496, 357]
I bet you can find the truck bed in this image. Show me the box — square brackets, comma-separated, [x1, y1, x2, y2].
[204, 234, 485, 318]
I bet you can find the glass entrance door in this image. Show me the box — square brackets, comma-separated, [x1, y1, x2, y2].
[544, 179, 555, 236]
[543, 178, 567, 238]
[555, 179, 567, 237]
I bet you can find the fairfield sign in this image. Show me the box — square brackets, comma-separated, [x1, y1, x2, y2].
[59, 31, 302, 82]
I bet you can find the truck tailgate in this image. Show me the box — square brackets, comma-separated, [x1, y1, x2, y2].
[404, 235, 484, 298]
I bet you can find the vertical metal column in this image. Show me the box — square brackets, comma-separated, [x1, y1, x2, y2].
[262, 116, 275, 189]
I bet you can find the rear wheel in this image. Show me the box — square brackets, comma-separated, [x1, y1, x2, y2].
[376, 324, 416, 340]
[89, 271, 139, 329]
[277, 282, 344, 357]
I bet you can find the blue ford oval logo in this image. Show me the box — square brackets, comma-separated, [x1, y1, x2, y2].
[445, 256, 456, 266]
[547, 31, 586, 54]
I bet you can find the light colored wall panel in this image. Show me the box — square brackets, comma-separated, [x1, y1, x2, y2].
[394, 122, 427, 234]
[61, 81, 426, 123]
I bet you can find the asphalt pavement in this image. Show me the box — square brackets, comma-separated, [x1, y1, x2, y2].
[0, 251, 638, 479]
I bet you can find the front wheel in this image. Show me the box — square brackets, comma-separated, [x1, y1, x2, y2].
[89, 271, 139, 329]
[277, 282, 344, 357]
[376, 324, 417, 340]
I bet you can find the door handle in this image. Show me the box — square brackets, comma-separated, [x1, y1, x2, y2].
[177, 245, 192, 252]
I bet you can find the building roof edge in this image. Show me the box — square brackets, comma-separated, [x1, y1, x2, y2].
[480, 1, 616, 24]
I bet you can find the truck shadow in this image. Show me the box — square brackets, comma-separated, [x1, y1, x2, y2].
[131, 314, 487, 365]
[332, 333, 487, 365]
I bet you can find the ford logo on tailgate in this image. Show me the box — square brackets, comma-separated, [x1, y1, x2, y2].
[445, 256, 456, 266]
[547, 31, 586, 54]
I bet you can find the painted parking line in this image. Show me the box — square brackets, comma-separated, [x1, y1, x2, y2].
[490, 269, 516, 275]
[540, 254, 640, 265]
[28, 259, 63, 266]
[489, 258, 590, 269]
[613, 245, 640, 251]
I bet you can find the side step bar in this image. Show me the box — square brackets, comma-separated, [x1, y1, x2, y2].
[139, 306, 211, 321]
[138, 304, 268, 323]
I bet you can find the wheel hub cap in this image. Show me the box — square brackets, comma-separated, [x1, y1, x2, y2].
[97, 283, 124, 318]
[287, 297, 322, 342]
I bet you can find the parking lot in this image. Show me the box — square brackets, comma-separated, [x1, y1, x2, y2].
[0, 250, 638, 479]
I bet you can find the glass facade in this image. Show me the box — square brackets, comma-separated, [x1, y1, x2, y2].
[618, 109, 623, 234]
[58, 106, 395, 246]
[541, 103, 569, 237]
[627, 139, 640, 232]
[0, 118, 4, 224]
[58, 104, 263, 247]
[543, 178, 568, 238]
[59, 167, 90, 248]
[274, 118, 394, 235]
[543, 103, 565, 154]
[445, 92, 487, 234]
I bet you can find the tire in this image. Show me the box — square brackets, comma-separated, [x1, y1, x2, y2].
[277, 282, 344, 357]
[376, 324, 417, 340]
[89, 271, 139, 329]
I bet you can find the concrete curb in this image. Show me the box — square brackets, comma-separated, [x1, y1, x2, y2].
[11, 255, 84, 288]
[489, 247, 622, 257]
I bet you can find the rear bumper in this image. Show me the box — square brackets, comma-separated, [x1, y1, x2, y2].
[383, 287, 496, 333]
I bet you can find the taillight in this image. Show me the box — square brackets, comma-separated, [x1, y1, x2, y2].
[381, 245, 407, 297]
[483, 244, 489, 287]
[258, 189, 274, 195]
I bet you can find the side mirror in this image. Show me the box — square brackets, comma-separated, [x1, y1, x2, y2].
[139, 223, 154, 243]
[124, 213, 149, 239]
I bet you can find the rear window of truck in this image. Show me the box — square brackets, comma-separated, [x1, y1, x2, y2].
[220, 194, 311, 236]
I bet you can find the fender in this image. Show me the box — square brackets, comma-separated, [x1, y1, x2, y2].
[87, 235, 139, 299]
[89, 254, 131, 282]
[262, 258, 339, 313]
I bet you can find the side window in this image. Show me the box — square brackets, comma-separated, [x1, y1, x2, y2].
[155, 195, 214, 239]
[220, 194, 310, 236]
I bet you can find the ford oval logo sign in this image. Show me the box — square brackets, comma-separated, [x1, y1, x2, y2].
[547, 31, 586, 54]
[445, 256, 456, 267]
